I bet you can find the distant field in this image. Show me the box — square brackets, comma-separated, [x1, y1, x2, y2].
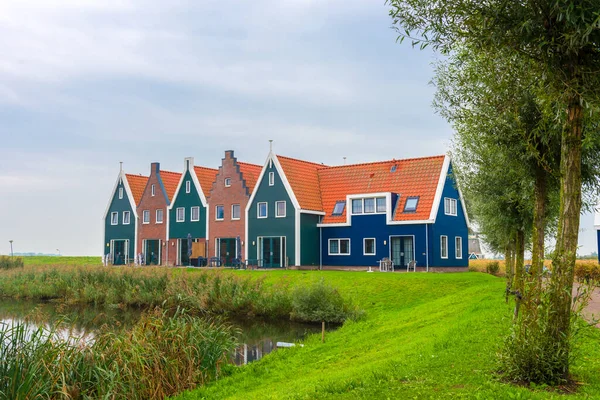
[21, 256, 102, 267]
[469, 258, 599, 275]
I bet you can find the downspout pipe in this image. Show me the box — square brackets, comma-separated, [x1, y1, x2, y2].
[425, 224, 429, 272]
[319, 219, 323, 271]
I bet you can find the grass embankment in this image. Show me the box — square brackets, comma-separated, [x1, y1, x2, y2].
[174, 271, 600, 399]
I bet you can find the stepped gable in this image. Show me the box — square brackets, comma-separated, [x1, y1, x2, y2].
[193, 166, 219, 196]
[237, 161, 262, 193]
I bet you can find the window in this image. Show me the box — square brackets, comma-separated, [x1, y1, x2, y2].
[455, 237, 463, 259]
[363, 238, 375, 255]
[404, 197, 419, 213]
[257, 202, 268, 218]
[215, 205, 224, 220]
[156, 209, 164, 224]
[332, 201, 345, 215]
[441, 235, 448, 259]
[364, 198, 375, 213]
[269, 172, 275, 186]
[123, 211, 130, 225]
[231, 204, 241, 220]
[276, 201, 286, 217]
[143, 210, 150, 224]
[444, 198, 457, 216]
[111, 212, 118, 225]
[225, 178, 231, 187]
[186, 181, 191, 193]
[151, 184, 156, 197]
[376, 197, 386, 213]
[191, 206, 200, 222]
[329, 239, 350, 255]
[352, 199, 363, 214]
[118, 187, 123, 199]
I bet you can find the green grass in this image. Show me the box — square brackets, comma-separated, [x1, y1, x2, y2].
[173, 271, 600, 399]
[21, 256, 102, 267]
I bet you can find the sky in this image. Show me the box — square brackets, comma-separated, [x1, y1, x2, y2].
[0, 0, 597, 256]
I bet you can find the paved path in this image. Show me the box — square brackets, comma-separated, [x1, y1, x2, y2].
[575, 284, 600, 328]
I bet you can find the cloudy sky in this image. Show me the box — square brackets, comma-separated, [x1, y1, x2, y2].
[0, 0, 596, 256]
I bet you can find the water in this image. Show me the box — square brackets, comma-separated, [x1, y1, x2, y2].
[0, 299, 323, 365]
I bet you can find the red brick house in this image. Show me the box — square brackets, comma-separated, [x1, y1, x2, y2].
[207, 150, 261, 265]
[136, 162, 181, 265]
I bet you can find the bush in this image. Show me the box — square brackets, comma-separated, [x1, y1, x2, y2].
[290, 279, 362, 323]
[574, 261, 600, 284]
[0, 256, 24, 270]
[486, 261, 500, 275]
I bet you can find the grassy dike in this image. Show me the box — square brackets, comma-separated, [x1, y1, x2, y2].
[174, 271, 600, 399]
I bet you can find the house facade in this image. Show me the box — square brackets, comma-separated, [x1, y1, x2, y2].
[167, 158, 217, 265]
[137, 162, 181, 265]
[207, 150, 261, 266]
[245, 152, 324, 267]
[103, 165, 147, 264]
[318, 156, 469, 271]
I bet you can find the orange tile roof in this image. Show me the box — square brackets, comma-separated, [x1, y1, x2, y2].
[277, 155, 327, 212]
[193, 166, 218, 197]
[318, 155, 446, 224]
[237, 161, 262, 193]
[125, 174, 148, 205]
[159, 170, 182, 201]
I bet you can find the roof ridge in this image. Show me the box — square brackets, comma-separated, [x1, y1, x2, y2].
[237, 161, 262, 168]
[320, 154, 446, 170]
[276, 154, 328, 168]
[193, 165, 218, 172]
[159, 169, 182, 175]
[125, 173, 148, 178]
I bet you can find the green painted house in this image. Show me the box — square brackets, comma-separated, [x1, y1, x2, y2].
[245, 152, 324, 267]
[167, 157, 217, 265]
[103, 165, 147, 265]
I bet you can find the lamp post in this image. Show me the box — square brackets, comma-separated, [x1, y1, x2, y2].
[56, 249, 60, 256]
[9, 240, 13, 257]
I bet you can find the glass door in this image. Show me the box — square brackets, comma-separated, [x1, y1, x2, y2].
[390, 236, 414, 270]
[259, 237, 286, 268]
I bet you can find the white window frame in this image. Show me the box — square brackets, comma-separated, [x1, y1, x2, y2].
[269, 172, 275, 186]
[122, 211, 130, 225]
[455, 236, 463, 259]
[257, 202, 268, 218]
[191, 206, 200, 222]
[328, 238, 351, 256]
[151, 184, 156, 197]
[225, 178, 232, 187]
[156, 209, 164, 224]
[215, 205, 224, 221]
[118, 187, 123, 199]
[441, 235, 448, 259]
[351, 197, 387, 215]
[142, 210, 150, 224]
[351, 199, 363, 214]
[186, 181, 191, 194]
[111, 212, 118, 225]
[444, 197, 457, 216]
[275, 201, 286, 218]
[364, 198, 375, 214]
[376, 197, 386, 213]
[363, 238, 376, 256]
[231, 204, 241, 220]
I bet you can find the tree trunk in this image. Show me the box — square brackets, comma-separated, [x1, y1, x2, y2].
[515, 229, 525, 294]
[549, 95, 583, 380]
[505, 240, 514, 303]
[530, 165, 547, 290]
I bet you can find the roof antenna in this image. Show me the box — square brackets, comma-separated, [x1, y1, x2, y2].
[343, 157, 347, 165]
[269, 139, 273, 152]
[119, 161, 123, 172]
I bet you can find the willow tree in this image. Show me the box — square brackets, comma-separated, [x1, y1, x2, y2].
[388, 0, 600, 382]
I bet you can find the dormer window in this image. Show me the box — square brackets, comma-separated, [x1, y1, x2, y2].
[225, 178, 232, 187]
[332, 201, 345, 215]
[151, 184, 156, 197]
[351, 197, 386, 215]
[376, 197, 386, 212]
[351, 199, 363, 214]
[186, 181, 191, 193]
[404, 197, 419, 213]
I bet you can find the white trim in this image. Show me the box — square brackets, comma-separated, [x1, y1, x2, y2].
[455, 236, 463, 259]
[118, 187, 123, 199]
[186, 180, 191, 193]
[231, 204, 241, 220]
[441, 235, 448, 259]
[151, 184, 156, 197]
[444, 197, 458, 216]
[191, 206, 200, 222]
[387, 219, 434, 225]
[269, 171, 274, 186]
[456, 182, 471, 228]
[275, 201, 286, 218]
[300, 209, 326, 216]
[257, 202, 268, 218]
[215, 205, 225, 221]
[103, 170, 138, 221]
[295, 209, 300, 265]
[176, 207, 185, 222]
[111, 212, 118, 225]
[225, 177, 232, 187]
[156, 209, 164, 224]
[429, 154, 451, 221]
[328, 238, 350, 256]
[142, 210, 150, 224]
[363, 238, 376, 256]
[122, 211, 131, 225]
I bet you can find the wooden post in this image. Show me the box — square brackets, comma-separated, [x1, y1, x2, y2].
[321, 321, 325, 343]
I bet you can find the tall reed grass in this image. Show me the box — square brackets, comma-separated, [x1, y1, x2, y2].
[0, 256, 23, 270]
[0, 309, 236, 399]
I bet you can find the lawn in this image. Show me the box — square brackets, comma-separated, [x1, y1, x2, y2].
[21, 256, 102, 267]
[174, 270, 600, 399]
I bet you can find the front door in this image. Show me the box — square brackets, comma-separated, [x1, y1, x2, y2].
[145, 240, 161, 265]
[218, 238, 237, 266]
[111, 240, 127, 265]
[179, 239, 190, 266]
[390, 236, 414, 270]
[259, 237, 286, 268]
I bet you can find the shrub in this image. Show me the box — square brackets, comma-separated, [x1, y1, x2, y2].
[0, 256, 24, 270]
[290, 279, 362, 323]
[574, 261, 600, 284]
[486, 261, 500, 275]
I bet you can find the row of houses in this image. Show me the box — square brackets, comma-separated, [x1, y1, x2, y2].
[103, 148, 470, 271]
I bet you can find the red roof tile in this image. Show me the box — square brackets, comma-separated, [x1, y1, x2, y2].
[318, 155, 446, 224]
[124, 174, 148, 206]
[237, 161, 262, 193]
[160, 170, 182, 201]
[193, 166, 218, 197]
[277, 155, 327, 212]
